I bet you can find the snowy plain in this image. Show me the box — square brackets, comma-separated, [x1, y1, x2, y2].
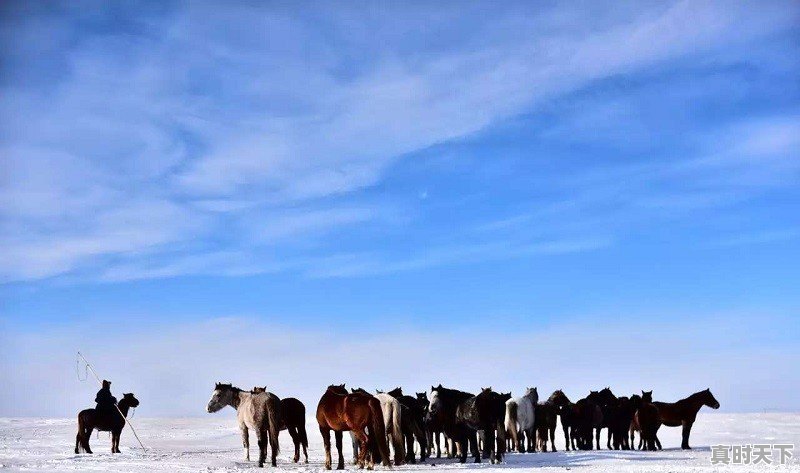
[1, 413, 798, 472]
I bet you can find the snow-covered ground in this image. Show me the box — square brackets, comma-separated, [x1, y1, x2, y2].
[1, 413, 797, 472]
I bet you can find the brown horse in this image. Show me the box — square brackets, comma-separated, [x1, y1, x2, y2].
[534, 402, 558, 452]
[316, 384, 391, 470]
[75, 393, 140, 454]
[252, 387, 309, 463]
[653, 388, 720, 449]
[636, 401, 661, 451]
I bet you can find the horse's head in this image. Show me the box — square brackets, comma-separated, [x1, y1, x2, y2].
[121, 393, 140, 408]
[327, 384, 347, 395]
[630, 394, 642, 408]
[375, 389, 384, 394]
[251, 386, 266, 394]
[549, 389, 570, 407]
[207, 382, 239, 413]
[525, 386, 539, 403]
[427, 388, 442, 420]
[641, 390, 653, 403]
[702, 388, 720, 409]
[500, 392, 512, 402]
[388, 387, 403, 397]
[351, 387, 369, 395]
[416, 392, 429, 409]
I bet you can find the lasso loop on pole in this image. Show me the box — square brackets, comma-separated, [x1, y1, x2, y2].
[76, 354, 89, 382]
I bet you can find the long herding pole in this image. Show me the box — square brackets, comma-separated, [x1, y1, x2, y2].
[77, 351, 146, 451]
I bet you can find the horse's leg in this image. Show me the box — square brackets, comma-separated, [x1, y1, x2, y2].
[561, 422, 570, 451]
[335, 430, 345, 470]
[320, 426, 332, 470]
[287, 426, 299, 463]
[350, 431, 359, 464]
[655, 432, 662, 450]
[111, 429, 118, 453]
[470, 431, 481, 463]
[84, 427, 94, 454]
[681, 421, 692, 449]
[594, 427, 600, 449]
[353, 428, 368, 469]
[239, 424, 250, 461]
[550, 425, 557, 452]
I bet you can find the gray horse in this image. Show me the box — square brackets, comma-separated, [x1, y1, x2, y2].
[207, 383, 282, 467]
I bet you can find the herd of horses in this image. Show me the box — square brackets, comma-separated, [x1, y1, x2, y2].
[74, 383, 720, 469]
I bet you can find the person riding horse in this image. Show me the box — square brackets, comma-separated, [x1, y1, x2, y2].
[95, 380, 118, 416]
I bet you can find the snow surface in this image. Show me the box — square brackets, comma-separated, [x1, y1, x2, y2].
[1, 413, 798, 472]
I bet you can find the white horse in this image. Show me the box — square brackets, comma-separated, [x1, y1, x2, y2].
[206, 383, 281, 467]
[504, 387, 538, 452]
[351, 390, 405, 465]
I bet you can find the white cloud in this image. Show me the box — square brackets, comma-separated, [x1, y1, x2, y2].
[0, 1, 796, 282]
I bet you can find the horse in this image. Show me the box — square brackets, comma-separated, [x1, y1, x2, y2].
[587, 387, 616, 449]
[571, 397, 602, 450]
[348, 388, 404, 466]
[207, 383, 281, 467]
[252, 387, 309, 463]
[455, 387, 506, 463]
[75, 393, 140, 454]
[504, 387, 538, 453]
[387, 387, 429, 463]
[548, 390, 576, 450]
[629, 390, 651, 449]
[636, 400, 661, 451]
[534, 399, 559, 452]
[418, 391, 448, 458]
[316, 384, 391, 470]
[427, 384, 479, 463]
[609, 396, 637, 450]
[653, 388, 720, 449]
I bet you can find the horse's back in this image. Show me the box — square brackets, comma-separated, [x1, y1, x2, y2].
[281, 397, 305, 426]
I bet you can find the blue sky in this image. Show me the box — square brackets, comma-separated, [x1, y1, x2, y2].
[1, 1, 799, 415]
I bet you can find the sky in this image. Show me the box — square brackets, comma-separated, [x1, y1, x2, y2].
[0, 0, 799, 416]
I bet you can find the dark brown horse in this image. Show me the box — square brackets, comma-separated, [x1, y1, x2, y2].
[534, 401, 558, 452]
[252, 387, 309, 463]
[75, 393, 140, 454]
[653, 388, 720, 449]
[636, 400, 661, 451]
[387, 387, 429, 463]
[316, 384, 391, 470]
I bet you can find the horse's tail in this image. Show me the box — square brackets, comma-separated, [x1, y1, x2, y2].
[505, 400, 518, 450]
[75, 412, 84, 453]
[387, 399, 405, 464]
[266, 396, 281, 457]
[369, 397, 391, 467]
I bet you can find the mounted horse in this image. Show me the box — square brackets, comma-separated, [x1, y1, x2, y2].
[316, 384, 391, 470]
[387, 387, 429, 463]
[653, 388, 720, 449]
[252, 387, 309, 463]
[206, 383, 281, 467]
[504, 387, 537, 452]
[75, 393, 140, 454]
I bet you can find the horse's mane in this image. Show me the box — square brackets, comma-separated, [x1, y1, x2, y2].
[434, 385, 473, 403]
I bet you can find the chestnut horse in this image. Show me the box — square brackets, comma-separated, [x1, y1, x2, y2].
[653, 388, 720, 449]
[316, 384, 391, 470]
[75, 393, 140, 454]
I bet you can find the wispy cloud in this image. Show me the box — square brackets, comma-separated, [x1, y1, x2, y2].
[0, 1, 797, 283]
